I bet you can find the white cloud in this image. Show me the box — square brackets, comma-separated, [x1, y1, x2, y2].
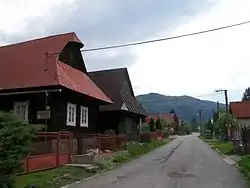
[129, 0, 250, 101]
[0, 0, 76, 41]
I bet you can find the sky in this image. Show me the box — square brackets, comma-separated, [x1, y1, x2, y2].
[0, 0, 249, 103]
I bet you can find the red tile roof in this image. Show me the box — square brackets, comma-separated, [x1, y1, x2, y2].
[230, 101, 250, 118]
[145, 114, 175, 123]
[0, 32, 112, 103]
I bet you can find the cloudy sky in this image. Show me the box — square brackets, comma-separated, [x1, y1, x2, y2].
[0, 0, 249, 103]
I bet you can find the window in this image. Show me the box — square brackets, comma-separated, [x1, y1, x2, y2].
[67, 103, 76, 126]
[80, 106, 88, 127]
[14, 101, 29, 122]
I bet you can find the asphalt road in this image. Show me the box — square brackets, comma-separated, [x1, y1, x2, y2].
[72, 135, 248, 188]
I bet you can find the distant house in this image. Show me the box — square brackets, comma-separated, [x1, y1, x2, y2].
[0, 32, 112, 133]
[230, 101, 250, 140]
[89, 68, 147, 141]
[146, 113, 178, 130]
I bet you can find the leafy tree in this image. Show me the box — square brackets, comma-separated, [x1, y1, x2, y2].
[242, 87, 250, 101]
[149, 118, 156, 132]
[191, 116, 198, 132]
[155, 118, 163, 130]
[173, 115, 179, 132]
[214, 110, 237, 139]
[169, 109, 175, 114]
[0, 111, 45, 187]
[204, 119, 213, 133]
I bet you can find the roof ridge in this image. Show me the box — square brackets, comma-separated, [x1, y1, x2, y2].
[0, 32, 76, 49]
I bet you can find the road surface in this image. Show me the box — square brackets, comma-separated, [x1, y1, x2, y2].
[72, 135, 247, 188]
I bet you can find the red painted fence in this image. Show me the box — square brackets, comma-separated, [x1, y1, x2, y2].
[22, 131, 163, 174]
[22, 131, 72, 174]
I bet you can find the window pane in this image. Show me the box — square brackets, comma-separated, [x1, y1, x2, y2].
[72, 107, 75, 122]
[68, 106, 72, 122]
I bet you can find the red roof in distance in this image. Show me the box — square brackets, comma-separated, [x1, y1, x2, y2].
[145, 114, 175, 123]
[0, 32, 112, 103]
[230, 101, 250, 118]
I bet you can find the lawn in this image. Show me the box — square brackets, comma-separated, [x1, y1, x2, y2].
[14, 166, 95, 188]
[199, 136, 233, 155]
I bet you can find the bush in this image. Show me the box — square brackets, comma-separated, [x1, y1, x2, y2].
[112, 151, 130, 164]
[155, 119, 163, 130]
[149, 118, 156, 132]
[0, 111, 44, 187]
[179, 125, 191, 135]
[162, 128, 169, 138]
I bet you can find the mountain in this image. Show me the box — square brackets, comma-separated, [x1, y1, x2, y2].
[136, 93, 226, 122]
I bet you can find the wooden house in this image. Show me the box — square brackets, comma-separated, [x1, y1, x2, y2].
[89, 68, 147, 141]
[0, 32, 112, 133]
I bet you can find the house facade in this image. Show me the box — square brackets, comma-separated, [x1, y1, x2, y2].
[0, 33, 112, 133]
[230, 101, 250, 141]
[89, 68, 147, 141]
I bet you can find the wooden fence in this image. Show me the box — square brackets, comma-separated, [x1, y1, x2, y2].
[21, 131, 163, 174]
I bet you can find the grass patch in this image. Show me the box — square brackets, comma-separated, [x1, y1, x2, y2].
[14, 166, 95, 188]
[199, 136, 233, 155]
[95, 139, 168, 169]
[238, 156, 250, 185]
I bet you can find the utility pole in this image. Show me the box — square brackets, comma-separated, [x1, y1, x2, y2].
[215, 89, 229, 114]
[215, 89, 230, 139]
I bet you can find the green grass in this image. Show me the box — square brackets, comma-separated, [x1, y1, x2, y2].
[14, 166, 95, 188]
[95, 139, 169, 169]
[199, 136, 233, 155]
[238, 156, 250, 185]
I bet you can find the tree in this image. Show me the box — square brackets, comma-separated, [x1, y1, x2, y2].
[242, 87, 250, 101]
[204, 119, 213, 132]
[155, 118, 163, 130]
[214, 110, 237, 139]
[0, 111, 45, 187]
[191, 116, 198, 132]
[169, 109, 175, 114]
[173, 114, 179, 132]
[149, 118, 156, 131]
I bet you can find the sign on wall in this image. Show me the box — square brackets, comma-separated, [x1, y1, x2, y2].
[37, 111, 51, 119]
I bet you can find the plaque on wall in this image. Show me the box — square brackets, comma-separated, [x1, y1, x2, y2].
[37, 111, 51, 119]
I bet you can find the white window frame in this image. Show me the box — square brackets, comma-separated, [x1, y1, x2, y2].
[67, 102, 76, 126]
[14, 101, 29, 122]
[80, 106, 88, 127]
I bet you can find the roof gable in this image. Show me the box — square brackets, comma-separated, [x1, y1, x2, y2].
[89, 68, 147, 115]
[0, 32, 112, 103]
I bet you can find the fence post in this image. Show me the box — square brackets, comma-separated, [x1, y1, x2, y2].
[56, 132, 60, 166]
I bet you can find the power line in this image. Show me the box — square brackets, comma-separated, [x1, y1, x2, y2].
[47, 20, 250, 56]
[80, 20, 250, 52]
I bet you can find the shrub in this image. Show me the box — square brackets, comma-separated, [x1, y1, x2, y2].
[127, 143, 144, 156]
[149, 118, 156, 132]
[112, 151, 130, 164]
[162, 128, 169, 138]
[0, 111, 45, 187]
[155, 119, 163, 130]
[94, 155, 114, 170]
